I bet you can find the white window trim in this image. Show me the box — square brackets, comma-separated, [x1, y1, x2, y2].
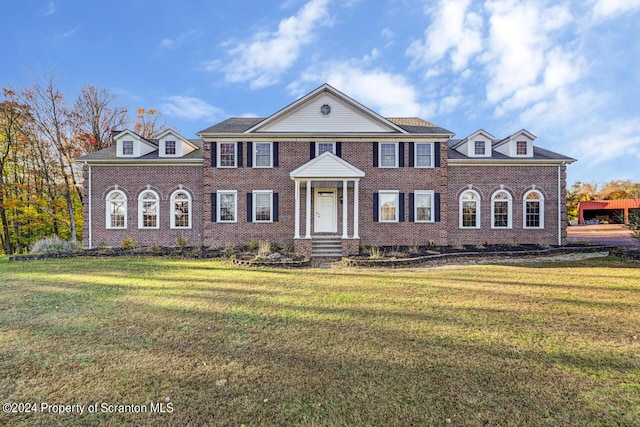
[414, 190, 434, 223]
[459, 189, 481, 229]
[491, 190, 513, 229]
[170, 190, 192, 229]
[106, 190, 127, 229]
[253, 190, 273, 223]
[164, 140, 178, 157]
[138, 189, 160, 229]
[379, 190, 399, 223]
[217, 142, 237, 168]
[217, 190, 238, 223]
[523, 190, 544, 229]
[379, 142, 399, 168]
[253, 142, 273, 168]
[414, 143, 434, 168]
[121, 140, 135, 157]
[316, 142, 336, 156]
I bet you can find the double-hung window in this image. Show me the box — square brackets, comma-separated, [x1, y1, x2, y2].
[414, 191, 434, 222]
[516, 141, 527, 155]
[460, 190, 480, 228]
[171, 190, 191, 228]
[524, 190, 544, 228]
[165, 141, 176, 155]
[122, 141, 134, 156]
[218, 142, 237, 167]
[253, 191, 273, 223]
[106, 190, 127, 229]
[379, 191, 399, 222]
[217, 191, 237, 223]
[316, 142, 335, 156]
[491, 190, 512, 229]
[415, 143, 433, 167]
[474, 141, 485, 156]
[379, 143, 398, 167]
[139, 190, 159, 229]
[254, 142, 272, 167]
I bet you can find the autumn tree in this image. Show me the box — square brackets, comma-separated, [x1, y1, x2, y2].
[72, 85, 129, 153]
[22, 75, 81, 244]
[133, 107, 167, 139]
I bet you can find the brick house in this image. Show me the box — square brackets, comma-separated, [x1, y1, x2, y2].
[75, 84, 575, 256]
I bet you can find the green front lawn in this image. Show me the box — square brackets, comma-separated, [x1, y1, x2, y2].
[1, 256, 639, 426]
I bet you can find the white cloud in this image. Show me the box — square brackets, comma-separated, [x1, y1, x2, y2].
[407, 0, 483, 73]
[44, 1, 55, 16]
[482, 0, 575, 108]
[219, 0, 331, 89]
[568, 119, 640, 167]
[294, 61, 435, 118]
[591, 0, 640, 19]
[162, 96, 225, 121]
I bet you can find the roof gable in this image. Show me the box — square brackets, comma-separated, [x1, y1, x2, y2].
[290, 151, 365, 179]
[249, 83, 407, 134]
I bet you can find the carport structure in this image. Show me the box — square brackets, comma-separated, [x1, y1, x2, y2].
[578, 199, 640, 224]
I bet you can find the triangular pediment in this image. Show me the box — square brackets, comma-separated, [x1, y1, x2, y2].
[290, 151, 365, 179]
[248, 84, 406, 134]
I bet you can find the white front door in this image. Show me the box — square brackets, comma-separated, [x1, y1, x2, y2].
[315, 189, 337, 233]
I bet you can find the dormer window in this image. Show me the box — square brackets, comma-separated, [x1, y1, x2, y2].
[165, 141, 176, 155]
[122, 141, 134, 156]
[516, 141, 527, 155]
[474, 141, 485, 155]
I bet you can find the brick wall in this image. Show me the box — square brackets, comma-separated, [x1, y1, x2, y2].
[447, 164, 566, 246]
[203, 140, 449, 248]
[84, 164, 204, 248]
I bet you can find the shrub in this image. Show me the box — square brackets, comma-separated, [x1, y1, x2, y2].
[176, 236, 188, 248]
[257, 241, 272, 258]
[627, 210, 640, 241]
[120, 237, 136, 250]
[247, 240, 260, 251]
[30, 236, 77, 255]
[369, 246, 384, 259]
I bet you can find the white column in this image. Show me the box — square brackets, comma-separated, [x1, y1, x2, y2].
[305, 180, 312, 238]
[353, 179, 359, 238]
[342, 179, 348, 239]
[294, 179, 300, 239]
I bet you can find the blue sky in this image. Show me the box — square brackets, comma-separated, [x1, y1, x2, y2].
[2, 0, 640, 186]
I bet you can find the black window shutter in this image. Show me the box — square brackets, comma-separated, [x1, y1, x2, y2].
[434, 142, 441, 167]
[336, 142, 342, 158]
[273, 193, 279, 222]
[246, 192, 253, 222]
[399, 192, 405, 222]
[273, 142, 279, 167]
[373, 192, 379, 222]
[434, 192, 441, 222]
[237, 142, 243, 167]
[409, 193, 415, 222]
[246, 142, 252, 167]
[409, 142, 415, 167]
[310, 142, 315, 160]
[373, 143, 379, 167]
[399, 143, 405, 167]
[211, 143, 217, 167]
[211, 193, 217, 222]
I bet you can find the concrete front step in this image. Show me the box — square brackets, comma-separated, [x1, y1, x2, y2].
[311, 237, 342, 258]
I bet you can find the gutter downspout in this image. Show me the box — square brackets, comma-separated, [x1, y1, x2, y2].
[557, 162, 564, 246]
[85, 162, 92, 249]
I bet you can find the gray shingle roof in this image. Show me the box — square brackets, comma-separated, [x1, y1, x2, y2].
[75, 140, 203, 163]
[447, 140, 575, 162]
[197, 118, 264, 134]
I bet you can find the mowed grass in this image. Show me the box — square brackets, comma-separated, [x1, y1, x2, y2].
[0, 256, 639, 426]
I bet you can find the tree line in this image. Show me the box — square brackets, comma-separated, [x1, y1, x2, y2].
[0, 75, 166, 254]
[566, 180, 640, 220]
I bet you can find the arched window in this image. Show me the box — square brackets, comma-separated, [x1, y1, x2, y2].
[138, 190, 159, 229]
[171, 190, 192, 229]
[459, 190, 480, 228]
[491, 190, 512, 229]
[524, 190, 544, 228]
[106, 190, 127, 229]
